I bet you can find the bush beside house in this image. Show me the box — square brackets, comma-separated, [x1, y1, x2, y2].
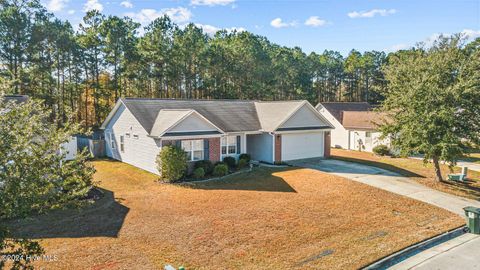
[373, 145, 390, 156]
[213, 163, 229, 177]
[156, 146, 187, 182]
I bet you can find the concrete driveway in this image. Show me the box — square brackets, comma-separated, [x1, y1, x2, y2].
[290, 158, 480, 270]
[290, 158, 480, 216]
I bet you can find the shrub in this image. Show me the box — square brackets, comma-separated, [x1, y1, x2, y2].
[213, 163, 228, 177]
[194, 160, 214, 174]
[373, 145, 390, 156]
[156, 145, 187, 182]
[238, 158, 248, 169]
[239, 153, 251, 163]
[223, 156, 236, 168]
[193, 167, 205, 179]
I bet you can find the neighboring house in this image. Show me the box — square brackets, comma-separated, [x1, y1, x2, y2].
[316, 102, 390, 152]
[100, 98, 334, 175]
[2, 95, 77, 160]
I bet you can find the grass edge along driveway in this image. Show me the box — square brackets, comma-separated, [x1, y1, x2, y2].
[331, 148, 480, 201]
[7, 160, 463, 270]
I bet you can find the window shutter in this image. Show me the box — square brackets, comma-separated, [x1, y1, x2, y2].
[236, 135, 241, 154]
[204, 139, 209, 160]
[175, 140, 181, 148]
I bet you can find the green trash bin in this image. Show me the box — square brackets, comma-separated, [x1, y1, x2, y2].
[463, 206, 480, 234]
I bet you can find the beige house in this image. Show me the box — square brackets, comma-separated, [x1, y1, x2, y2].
[316, 102, 390, 152]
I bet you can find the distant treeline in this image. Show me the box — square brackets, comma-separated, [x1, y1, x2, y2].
[2, 0, 392, 128]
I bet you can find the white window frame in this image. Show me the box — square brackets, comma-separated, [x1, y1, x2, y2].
[120, 135, 125, 152]
[181, 140, 204, 161]
[109, 132, 115, 149]
[221, 135, 237, 156]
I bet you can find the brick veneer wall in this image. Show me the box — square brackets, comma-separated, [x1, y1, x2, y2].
[161, 137, 220, 162]
[274, 134, 282, 163]
[324, 131, 331, 158]
[208, 137, 220, 162]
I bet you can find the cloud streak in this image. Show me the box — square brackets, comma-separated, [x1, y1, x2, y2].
[348, 9, 396, 18]
[125, 7, 192, 25]
[191, 0, 235, 6]
[270, 18, 297, 28]
[83, 0, 103, 12]
[304, 16, 327, 27]
[195, 23, 245, 35]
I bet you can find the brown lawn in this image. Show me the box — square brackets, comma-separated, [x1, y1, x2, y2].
[332, 148, 480, 200]
[7, 160, 462, 270]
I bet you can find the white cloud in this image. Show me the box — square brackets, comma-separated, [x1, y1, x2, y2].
[385, 43, 409, 52]
[125, 7, 192, 25]
[67, 9, 75, 14]
[83, 0, 103, 12]
[304, 16, 327, 27]
[191, 0, 235, 6]
[120, 0, 133, 8]
[270, 18, 297, 28]
[348, 9, 396, 18]
[385, 29, 480, 52]
[195, 23, 245, 35]
[46, 0, 68, 12]
[461, 29, 480, 39]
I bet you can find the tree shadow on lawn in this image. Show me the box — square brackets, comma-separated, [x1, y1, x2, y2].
[331, 156, 425, 178]
[6, 188, 129, 239]
[183, 166, 298, 193]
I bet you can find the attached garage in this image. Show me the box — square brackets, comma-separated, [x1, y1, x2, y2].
[280, 131, 325, 161]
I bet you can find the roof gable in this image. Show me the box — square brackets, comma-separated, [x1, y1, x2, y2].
[150, 109, 224, 137]
[149, 110, 192, 137]
[279, 103, 332, 130]
[254, 101, 304, 132]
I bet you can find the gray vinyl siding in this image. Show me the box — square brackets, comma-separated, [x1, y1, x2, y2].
[104, 103, 161, 175]
[280, 104, 329, 129]
[247, 133, 273, 163]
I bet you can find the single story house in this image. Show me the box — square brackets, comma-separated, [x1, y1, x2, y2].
[315, 102, 390, 152]
[100, 98, 334, 175]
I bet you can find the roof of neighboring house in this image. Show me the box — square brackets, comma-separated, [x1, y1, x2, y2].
[342, 111, 387, 130]
[121, 98, 262, 133]
[2, 95, 29, 103]
[316, 102, 373, 124]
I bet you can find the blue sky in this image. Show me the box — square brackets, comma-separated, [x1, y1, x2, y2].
[43, 0, 480, 56]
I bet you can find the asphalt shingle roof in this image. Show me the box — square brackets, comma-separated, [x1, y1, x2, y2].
[317, 102, 373, 124]
[121, 98, 262, 133]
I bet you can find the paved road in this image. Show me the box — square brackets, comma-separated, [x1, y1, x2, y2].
[457, 160, 480, 173]
[391, 233, 480, 270]
[290, 158, 480, 270]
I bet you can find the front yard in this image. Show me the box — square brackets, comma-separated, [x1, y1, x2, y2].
[8, 160, 462, 269]
[332, 148, 480, 200]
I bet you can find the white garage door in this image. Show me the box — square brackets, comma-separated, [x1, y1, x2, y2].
[282, 132, 324, 161]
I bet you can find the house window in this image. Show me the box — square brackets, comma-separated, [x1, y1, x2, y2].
[181, 140, 204, 161]
[120, 136, 125, 152]
[365, 132, 372, 145]
[110, 133, 115, 149]
[221, 136, 237, 155]
[125, 133, 130, 138]
[133, 134, 139, 139]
